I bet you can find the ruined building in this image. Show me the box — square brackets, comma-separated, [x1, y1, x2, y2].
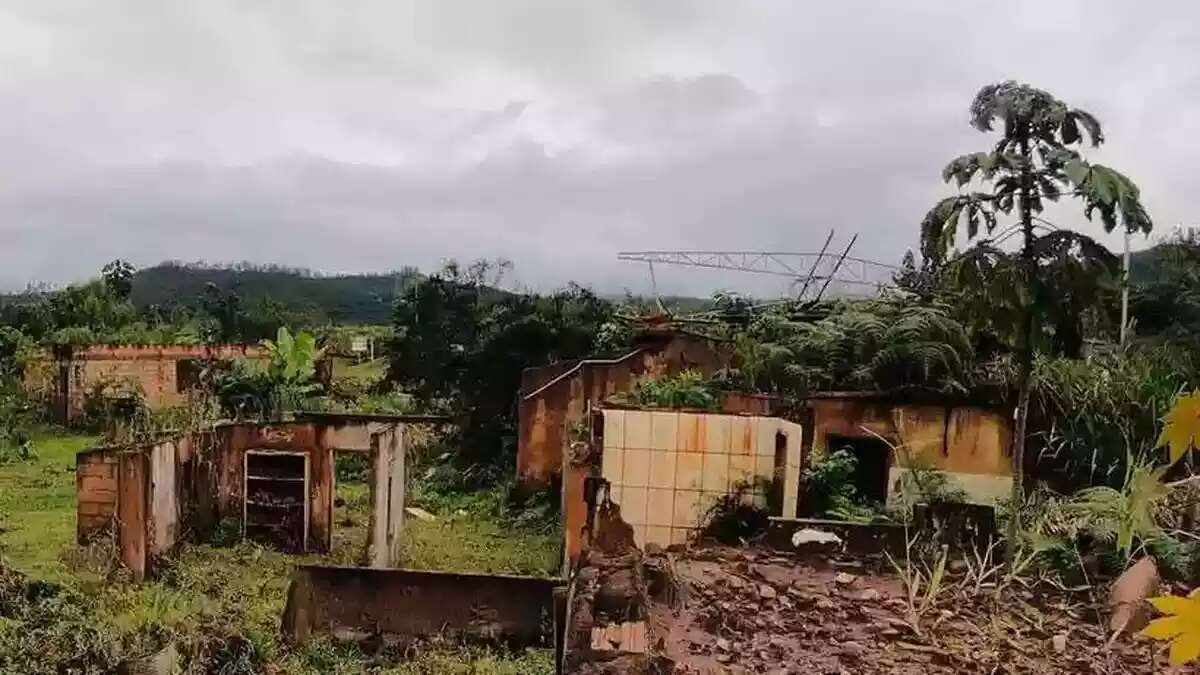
[25, 344, 267, 424]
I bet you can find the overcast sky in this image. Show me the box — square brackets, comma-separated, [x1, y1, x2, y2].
[1, 1, 1197, 296]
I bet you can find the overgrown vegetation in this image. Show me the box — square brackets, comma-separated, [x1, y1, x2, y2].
[614, 370, 718, 410]
[0, 433, 558, 673]
[701, 480, 771, 545]
[724, 298, 977, 396]
[386, 260, 618, 472]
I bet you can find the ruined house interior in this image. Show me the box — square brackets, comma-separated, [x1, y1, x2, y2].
[68, 330, 1018, 673]
[76, 413, 409, 578]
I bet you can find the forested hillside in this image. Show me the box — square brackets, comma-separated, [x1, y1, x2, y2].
[130, 262, 418, 325]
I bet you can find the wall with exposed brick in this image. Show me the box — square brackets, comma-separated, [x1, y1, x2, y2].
[76, 450, 119, 541]
[29, 345, 266, 424]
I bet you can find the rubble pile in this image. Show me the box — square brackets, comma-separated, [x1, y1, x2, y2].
[648, 545, 1164, 674]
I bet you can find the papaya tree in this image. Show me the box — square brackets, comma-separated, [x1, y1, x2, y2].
[919, 81, 1153, 561]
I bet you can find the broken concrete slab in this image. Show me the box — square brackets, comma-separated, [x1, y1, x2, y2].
[282, 565, 560, 649]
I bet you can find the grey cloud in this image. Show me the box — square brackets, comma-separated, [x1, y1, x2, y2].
[1, 1, 1199, 297]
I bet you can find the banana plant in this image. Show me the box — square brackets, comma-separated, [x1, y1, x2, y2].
[262, 327, 322, 386]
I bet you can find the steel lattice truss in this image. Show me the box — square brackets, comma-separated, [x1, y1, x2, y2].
[616, 250, 898, 299]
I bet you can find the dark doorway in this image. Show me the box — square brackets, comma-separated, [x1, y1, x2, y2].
[826, 434, 891, 503]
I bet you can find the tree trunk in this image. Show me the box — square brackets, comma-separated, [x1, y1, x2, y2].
[1005, 133, 1037, 565]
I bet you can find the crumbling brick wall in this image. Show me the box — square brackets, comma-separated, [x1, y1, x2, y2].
[30, 344, 266, 424]
[564, 503, 673, 674]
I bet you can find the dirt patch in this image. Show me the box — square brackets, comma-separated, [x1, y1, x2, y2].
[646, 544, 1168, 674]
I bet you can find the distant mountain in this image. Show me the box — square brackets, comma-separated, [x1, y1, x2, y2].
[131, 262, 418, 325]
[1129, 245, 1168, 283]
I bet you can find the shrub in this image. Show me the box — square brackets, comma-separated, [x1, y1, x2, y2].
[799, 449, 859, 518]
[0, 379, 43, 462]
[79, 376, 147, 432]
[1029, 346, 1196, 489]
[702, 480, 770, 545]
[0, 562, 119, 674]
[616, 370, 718, 410]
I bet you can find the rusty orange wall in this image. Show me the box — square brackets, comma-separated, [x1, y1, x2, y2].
[808, 399, 1012, 476]
[517, 335, 725, 488]
[518, 359, 639, 487]
[211, 422, 335, 552]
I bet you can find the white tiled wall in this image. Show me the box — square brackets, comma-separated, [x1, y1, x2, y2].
[601, 409, 802, 549]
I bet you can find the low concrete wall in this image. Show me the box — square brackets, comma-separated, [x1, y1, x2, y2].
[282, 566, 559, 648]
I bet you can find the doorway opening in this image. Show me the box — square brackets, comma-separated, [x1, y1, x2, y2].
[243, 450, 309, 552]
[332, 451, 371, 565]
[825, 434, 891, 504]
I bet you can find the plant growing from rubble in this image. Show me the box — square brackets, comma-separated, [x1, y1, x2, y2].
[702, 479, 771, 545]
[885, 534, 951, 636]
[919, 81, 1153, 563]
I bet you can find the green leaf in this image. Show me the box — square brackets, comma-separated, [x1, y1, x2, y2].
[1064, 159, 1090, 186]
[1072, 109, 1105, 146]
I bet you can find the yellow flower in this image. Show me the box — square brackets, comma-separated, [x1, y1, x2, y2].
[1159, 391, 1200, 466]
[1141, 594, 1200, 665]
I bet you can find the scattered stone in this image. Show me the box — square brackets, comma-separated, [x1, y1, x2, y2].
[792, 528, 843, 555]
[760, 585, 778, 599]
[1052, 633, 1068, 654]
[717, 638, 731, 652]
[817, 598, 836, 611]
[834, 572, 857, 586]
[859, 589, 880, 601]
[837, 641, 865, 660]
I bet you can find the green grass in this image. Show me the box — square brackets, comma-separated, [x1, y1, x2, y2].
[0, 430, 97, 582]
[0, 431, 558, 673]
[405, 516, 560, 576]
[333, 356, 389, 386]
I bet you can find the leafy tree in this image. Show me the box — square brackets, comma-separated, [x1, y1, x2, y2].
[215, 328, 324, 418]
[387, 260, 614, 470]
[200, 282, 245, 344]
[726, 298, 975, 396]
[894, 251, 945, 302]
[1131, 229, 1200, 341]
[101, 259, 135, 300]
[918, 81, 1153, 560]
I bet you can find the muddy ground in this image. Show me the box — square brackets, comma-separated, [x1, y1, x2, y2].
[645, 545, 1176, 674]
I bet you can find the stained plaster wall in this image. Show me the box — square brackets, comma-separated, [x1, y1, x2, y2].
[518, 332, 725, 488]
[806, 396, 1014, 506]
[599, 409, 803, 549]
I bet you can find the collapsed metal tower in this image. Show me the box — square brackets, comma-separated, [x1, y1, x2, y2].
[617, 231, 899, 301]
